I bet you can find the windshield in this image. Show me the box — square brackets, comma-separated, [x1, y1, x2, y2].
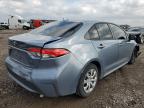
[30, 21, 82, 37]
[18, 19, 27, 23]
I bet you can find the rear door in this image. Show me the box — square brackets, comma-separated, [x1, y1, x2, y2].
[88, 23, 119, 74]
[109, 24, 131, 64]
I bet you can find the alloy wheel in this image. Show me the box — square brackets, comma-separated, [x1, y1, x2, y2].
[83, 69, 97, 93]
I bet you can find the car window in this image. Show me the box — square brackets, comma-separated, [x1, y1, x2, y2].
[18, 19, 22, 23]
[61, 23, 83, 37]
[95, 24, 113, 40]
[30, 21, 83, 37]
[109, 24, 127, 40]
[85, 25, 99, 40]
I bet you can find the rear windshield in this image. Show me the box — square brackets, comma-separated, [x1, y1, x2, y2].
[30, 21, 82, 37]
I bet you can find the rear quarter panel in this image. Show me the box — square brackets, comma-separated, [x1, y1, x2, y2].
[43, 22, 104, 75]
[43, 22, 101, 67]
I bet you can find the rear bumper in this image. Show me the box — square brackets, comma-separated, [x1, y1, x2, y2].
[5, 55, 83, 97]
[7, 67, 40, 93]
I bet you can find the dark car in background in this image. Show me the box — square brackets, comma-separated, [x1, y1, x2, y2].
[127, 27, 144, 44]
[0, 22, 9, 30]
[120, 24, 130, 31]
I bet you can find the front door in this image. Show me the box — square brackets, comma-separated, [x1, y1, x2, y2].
[109, 24, 132, 65]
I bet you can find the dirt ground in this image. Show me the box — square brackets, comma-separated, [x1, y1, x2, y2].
[0, 30, 144, 108]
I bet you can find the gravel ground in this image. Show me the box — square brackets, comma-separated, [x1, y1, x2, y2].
[0, 30, 144, 108]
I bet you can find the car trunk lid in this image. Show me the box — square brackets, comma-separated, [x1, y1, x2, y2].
[8, 33, 61, 67]
[9, 33, 62, 47]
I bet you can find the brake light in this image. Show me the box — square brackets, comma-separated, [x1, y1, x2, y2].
[28, 48, 70, 58]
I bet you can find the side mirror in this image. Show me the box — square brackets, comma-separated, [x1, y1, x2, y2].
[128, 34, 135, 41]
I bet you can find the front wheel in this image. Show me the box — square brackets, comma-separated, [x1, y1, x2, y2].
[76, 63, 98, 97]
[128, 51, 136, 64]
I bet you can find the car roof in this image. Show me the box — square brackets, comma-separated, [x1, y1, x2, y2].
[61, 20, 115, 26]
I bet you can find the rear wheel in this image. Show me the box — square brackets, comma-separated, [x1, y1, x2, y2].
[76, 63, 98, 97]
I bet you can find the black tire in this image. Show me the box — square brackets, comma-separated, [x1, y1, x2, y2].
[76, 63, 98, 97]
[23, 26, 29, 30]
[128, 50, 136, 64]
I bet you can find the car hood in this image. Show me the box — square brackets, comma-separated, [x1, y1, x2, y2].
[9, 33, 62, 47]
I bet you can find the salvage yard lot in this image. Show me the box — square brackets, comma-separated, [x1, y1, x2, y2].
[0, 30, 144, 108]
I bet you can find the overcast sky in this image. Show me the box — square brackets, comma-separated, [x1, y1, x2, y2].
[0, 0, 144, 26]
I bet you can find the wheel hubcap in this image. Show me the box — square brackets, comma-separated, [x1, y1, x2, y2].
[83, 69, 97, 93]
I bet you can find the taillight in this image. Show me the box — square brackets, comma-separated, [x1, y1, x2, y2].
[28, 48, 70, 58]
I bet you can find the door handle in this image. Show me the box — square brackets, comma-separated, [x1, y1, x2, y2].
[98, 44, 105, 49]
